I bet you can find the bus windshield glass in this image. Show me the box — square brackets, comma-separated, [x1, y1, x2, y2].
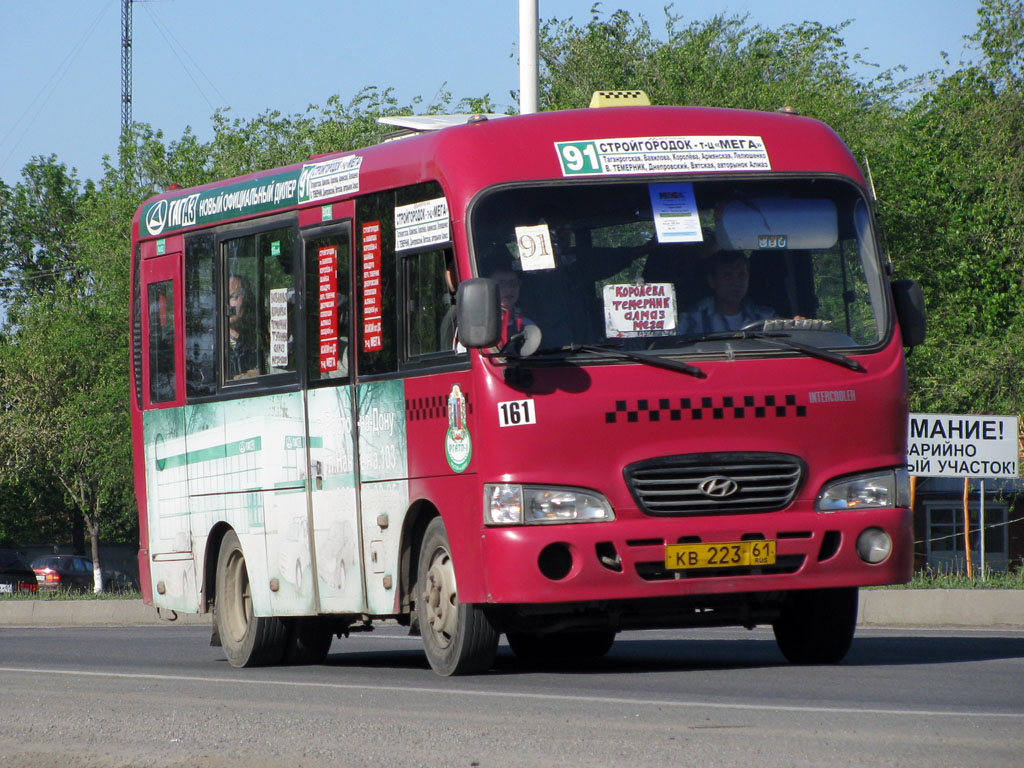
[470, 177, 887, 357]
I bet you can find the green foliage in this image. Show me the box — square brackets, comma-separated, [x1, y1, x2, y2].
[0, 477, 74, 547]
[0, 588, 143, 601]
[876, 0, 1024, 413]
[0, 157, 89, 324]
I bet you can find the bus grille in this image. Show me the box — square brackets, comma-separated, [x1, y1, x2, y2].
[624, 453, 804, 516]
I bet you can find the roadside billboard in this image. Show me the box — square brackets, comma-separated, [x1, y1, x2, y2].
[907, 413, 1019, 478]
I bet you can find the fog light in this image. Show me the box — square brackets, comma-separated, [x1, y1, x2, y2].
[856, 528, 892, 564]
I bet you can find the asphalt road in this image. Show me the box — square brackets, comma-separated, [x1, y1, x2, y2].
[0, 624, 1021, 768]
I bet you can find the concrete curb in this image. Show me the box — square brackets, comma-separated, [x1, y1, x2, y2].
[858, 589, 1024, 629]
[0, 600, 210, 626]
[0, 591, 1021, 629]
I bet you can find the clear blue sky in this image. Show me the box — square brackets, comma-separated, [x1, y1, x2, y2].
[1, 0, 983, 186]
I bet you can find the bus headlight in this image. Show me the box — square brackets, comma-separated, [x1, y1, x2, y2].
[815, 468, 910, 511]
[485, 484, 614, 525]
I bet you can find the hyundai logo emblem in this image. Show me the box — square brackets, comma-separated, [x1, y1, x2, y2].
[697, 476, 739, 498]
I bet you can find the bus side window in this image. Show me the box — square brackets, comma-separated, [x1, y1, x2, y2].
[404, 248, 459, 358]
[356, 193, 398, 376]
[222, 226, 297, 381]
[185, 234, 217, 397]
[306, 229, 351, 383]
[147, 280, 176, 404]
[355, 182, 446, 375]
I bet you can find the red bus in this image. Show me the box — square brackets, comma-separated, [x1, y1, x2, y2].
[130, 96, 925, 675]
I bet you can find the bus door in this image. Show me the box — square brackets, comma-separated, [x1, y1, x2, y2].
[302, 214, 363, 614]
[139, 247, 197, 609]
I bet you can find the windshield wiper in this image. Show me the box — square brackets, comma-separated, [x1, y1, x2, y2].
[544, 343, 707, 379]
[681, 330, 866, 373]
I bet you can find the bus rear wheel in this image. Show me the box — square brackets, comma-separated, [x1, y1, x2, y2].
[215, 530, 288, 667]
[417, 517, 498, 676]
[772, 586, 858, 664]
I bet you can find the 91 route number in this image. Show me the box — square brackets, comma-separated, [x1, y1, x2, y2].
[555, 141, 602, 175]
[498, 399, 536, 427]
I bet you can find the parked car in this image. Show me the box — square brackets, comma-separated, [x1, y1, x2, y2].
[0, 549, 38, 594]
[30, 555, 135, 592]
[31, 555, 97, 592]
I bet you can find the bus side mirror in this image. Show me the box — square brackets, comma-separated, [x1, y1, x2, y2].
[891, 279, 926, 348]
[456, 278, 501, 348]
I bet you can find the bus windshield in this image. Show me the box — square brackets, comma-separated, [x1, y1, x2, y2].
[470, 177, 888, 357]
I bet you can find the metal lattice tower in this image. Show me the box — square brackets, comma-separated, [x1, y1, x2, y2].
[121, 0, 132, 136]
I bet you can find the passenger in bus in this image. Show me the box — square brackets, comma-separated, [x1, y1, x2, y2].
[440, 255, 464, 352]
[227, 274, 260, 379]
[679, 250, 774, 334]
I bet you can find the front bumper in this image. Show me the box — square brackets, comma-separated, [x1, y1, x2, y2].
[479, 506, 913, 604]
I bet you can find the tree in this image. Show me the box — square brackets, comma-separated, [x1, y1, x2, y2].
[0, 281, 133, 591]
[877, 0, 1024, 414]
[538, 6, 911, 147]
[0, 153, 136, 591]
[0, 157, 89, 326]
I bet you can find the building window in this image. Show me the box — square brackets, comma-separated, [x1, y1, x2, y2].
[925, 503, 1008, 572]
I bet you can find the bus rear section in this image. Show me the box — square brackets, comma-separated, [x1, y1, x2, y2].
[129, 102, 924, 675]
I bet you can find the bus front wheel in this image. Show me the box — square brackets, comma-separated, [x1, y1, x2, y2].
[772, 586, 858, 664]
[215, 530, 288, 667]
[417, 517, 498, 676]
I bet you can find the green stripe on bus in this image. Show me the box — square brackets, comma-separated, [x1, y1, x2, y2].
[157, 437, 263, 470]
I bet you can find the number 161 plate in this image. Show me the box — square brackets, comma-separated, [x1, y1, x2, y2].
[665, 540, 776, 570]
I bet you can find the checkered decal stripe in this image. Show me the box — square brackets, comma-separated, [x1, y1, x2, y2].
[605, 395, 807, 424]
[406, 395, 473, 421]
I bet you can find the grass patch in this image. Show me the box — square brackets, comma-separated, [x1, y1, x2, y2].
[898, 565, 1024, 589]
[1, 587, 143, 600]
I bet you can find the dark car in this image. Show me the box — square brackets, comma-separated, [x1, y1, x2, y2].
[0, 549, 39, 594]
[30, 555, 97, 592]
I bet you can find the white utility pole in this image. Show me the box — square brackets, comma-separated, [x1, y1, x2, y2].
[519, 0, 538, 114]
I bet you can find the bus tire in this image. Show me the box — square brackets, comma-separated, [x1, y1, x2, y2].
[215, 530, 288, 667]
[772, 586, 858, 665]
[417, 517, 498, 676]
[507, 630, 616, 666]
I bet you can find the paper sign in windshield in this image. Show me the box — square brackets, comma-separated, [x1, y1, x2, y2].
[649, 183, 703, 243]
[395, 197, 450, 252]
[514, 224, 557, 271]
[603, 283, 677, 337]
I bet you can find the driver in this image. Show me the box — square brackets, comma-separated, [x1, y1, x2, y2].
[679, 251, 774, 334]
[489, 266, 537, 346]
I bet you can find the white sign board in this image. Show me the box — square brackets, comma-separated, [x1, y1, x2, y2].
[602, 283, 677, 338]
[648, 182, 703, 243]
[394, 197, 449, 252]
[514, 224, 557, 271]
[907, 413, 1019, 478]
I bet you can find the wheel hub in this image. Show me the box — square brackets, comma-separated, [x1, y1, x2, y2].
[423, 549, 458, 648]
